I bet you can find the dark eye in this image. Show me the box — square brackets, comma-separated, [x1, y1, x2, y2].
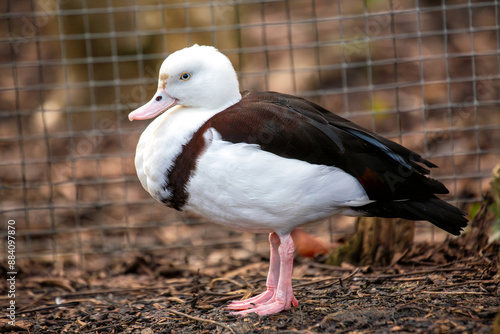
[155, 96, 162, 101]
[180, 72, 191, 81]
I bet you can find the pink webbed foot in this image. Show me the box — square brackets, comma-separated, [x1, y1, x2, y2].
[225, 288, 275, 310]
[230, 291, 298, 316]
[227, 232, 299, 316]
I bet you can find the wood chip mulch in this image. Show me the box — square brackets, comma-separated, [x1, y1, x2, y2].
[1, 231, 499, 334]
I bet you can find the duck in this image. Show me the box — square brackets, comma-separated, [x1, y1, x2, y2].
[128, 44, 468, 316]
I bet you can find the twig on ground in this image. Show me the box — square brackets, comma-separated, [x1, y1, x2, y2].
[166, 308, 236, 334]
[420, 291, 488, 295]
[294, 268, 362, 288]
[372, 267, 477, 280]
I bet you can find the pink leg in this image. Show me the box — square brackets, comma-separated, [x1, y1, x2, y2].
[229, 232, 299, 316]
[226, 233, 280, 309]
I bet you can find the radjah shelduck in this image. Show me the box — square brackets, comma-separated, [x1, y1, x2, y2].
[128, 45, 468, 316]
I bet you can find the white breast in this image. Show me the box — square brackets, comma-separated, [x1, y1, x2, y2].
[134, 106, 220, 202]
[184, 128, 372, 235]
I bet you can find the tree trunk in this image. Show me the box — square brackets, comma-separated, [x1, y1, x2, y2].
[326, 217, 414, 266]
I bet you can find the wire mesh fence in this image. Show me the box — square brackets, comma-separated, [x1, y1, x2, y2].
[1, 0, 499, 271]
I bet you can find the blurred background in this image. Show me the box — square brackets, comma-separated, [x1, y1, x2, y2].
[1, 0, 499, 273]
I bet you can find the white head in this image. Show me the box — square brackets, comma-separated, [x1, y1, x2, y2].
[129, 45, 242, 121]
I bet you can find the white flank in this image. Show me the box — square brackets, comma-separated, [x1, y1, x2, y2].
[184, 129, 372, 235]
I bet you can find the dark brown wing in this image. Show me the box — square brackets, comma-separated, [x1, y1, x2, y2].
[204, 91, 467, 235]
[208, 91, 447, 201]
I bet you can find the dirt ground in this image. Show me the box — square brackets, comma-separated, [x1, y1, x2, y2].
[2, 228, 499, 334]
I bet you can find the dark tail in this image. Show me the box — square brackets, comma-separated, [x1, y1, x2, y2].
[353, 198, 468, 235]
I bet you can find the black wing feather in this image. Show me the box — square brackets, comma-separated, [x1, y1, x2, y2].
[208, 91, 467, 234]
[214, 91, 446, 200]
